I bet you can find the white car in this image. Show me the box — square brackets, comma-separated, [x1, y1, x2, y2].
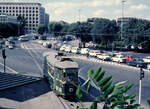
[80, 48, 89, 55]
[43, 41, 51, 48]
[147, 64, 150, 70]
[71, 47, 80, 54]
[64, 45, 72, 52]
[60, 45, 67, 51]
[97, 54, 111, 61]
[111, 54, 126, 63]
[143, 56, 150, 63]
[18, 36, 29, 41]
[89, 50, 101, 57]
[8, 45, 14, 49]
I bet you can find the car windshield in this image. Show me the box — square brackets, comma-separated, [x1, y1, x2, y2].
[135, 58, 143, 62]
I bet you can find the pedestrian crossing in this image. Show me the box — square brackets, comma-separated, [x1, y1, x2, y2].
[0, 72, 42, 91]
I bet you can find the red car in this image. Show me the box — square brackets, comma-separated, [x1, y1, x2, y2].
[126, 55, 134, 61]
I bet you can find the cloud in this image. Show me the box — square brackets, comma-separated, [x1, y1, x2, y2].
[129, 4, 149, 11]
[83, 0, 121, 7]
[93, 10, 104, 17]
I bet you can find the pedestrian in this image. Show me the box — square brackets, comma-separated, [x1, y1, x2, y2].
[86, 53, 89, 58]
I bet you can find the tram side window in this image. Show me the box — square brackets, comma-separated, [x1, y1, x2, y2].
[48, 64, 54, 76]
[55, 67, 64, 81]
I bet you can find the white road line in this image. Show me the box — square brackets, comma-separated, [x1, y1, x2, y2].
[22, 43, 43, 75]
[0, 62, 19, 74]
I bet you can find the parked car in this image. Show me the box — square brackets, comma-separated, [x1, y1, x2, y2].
[112, 54, 126, 63]
[64, 45, 72, 52]
[97, 53, 111, 61]
[80, 48, 90, 55]
[8, 45, 14, 49]
[43, 41, 51, 48]
[53, 43, 63, 50]
[143, 56, 150, 63]
[127, 58, 147, 68]
[89, 50, 101, 57]
[147, 64, 150, 70]
[71, 47, 80, 54]
[125, 55, 134, 61]
[60, 45, 67, 51]
[5, 41, 15, 47]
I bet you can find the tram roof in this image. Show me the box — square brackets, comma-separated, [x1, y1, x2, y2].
[45, 52, 78, 69]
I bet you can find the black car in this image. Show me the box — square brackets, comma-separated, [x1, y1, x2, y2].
[127, 58, 147, 68]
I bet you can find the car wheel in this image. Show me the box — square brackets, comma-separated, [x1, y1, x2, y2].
[137, 64, 140, 67]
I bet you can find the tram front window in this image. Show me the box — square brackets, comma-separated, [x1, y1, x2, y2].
[63, 68, 78, 81]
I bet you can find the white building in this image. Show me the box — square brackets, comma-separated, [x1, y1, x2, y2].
[0, 14, 17, 23]
[0, 2, 49, 33]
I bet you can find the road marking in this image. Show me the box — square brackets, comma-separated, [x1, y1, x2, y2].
[22, 43, 43, 76]
[0, 62, 19, 74]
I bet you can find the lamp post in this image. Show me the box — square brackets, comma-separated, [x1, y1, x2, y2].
[121, 0, 126, 51]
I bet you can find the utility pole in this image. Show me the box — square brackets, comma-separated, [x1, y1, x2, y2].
[139, 68, 144, 104]
[2, 49, 6, 72]
[121, 0, 126, 51]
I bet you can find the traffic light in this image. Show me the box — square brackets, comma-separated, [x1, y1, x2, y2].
[140, 68, 144, 80]
[2, 49, 6, 59]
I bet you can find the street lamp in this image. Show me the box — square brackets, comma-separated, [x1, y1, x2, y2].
[121, 0, 126, 50]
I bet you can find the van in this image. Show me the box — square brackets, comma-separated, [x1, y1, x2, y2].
[80, 48, 89, 55]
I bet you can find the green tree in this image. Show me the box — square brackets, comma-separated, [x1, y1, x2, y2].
[0, 22, 19, 38]
[37, 24, 48, 35]
[17, 14, 27, 35]
[68, 21, 92, 47]
[48, 21, 63, 37]
[91, 18, 119, 49]
[76, 67, 141, 109]
[121, 18, 150, 48]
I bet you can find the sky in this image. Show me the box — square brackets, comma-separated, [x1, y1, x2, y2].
[0, 0, 150, 23]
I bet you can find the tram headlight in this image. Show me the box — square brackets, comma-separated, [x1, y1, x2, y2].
[69, 87, 73, 92]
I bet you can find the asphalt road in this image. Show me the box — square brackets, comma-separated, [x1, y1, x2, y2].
[0, 40, 150, 108]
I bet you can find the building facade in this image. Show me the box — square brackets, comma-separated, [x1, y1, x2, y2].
[0, 2, 49, 33]
[0, 14, 17, 23]
[116, 17, 133, 26]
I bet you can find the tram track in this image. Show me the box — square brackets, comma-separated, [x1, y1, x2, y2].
[21, 42, 43, 75]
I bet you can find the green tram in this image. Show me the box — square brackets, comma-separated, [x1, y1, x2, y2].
[43, 52, 78, 97]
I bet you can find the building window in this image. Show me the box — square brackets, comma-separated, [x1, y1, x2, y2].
[19, 7, 21, 9]
[16, 7, 18, 9]
[0, 7, 1, 9]
[9, 10, 11, 13]
[26, 7, 28, 9]
[33, 7, 35, 9]
[13, 7, 15, 9]
[23, 7, 24, 9]
[3, 7, 5, 9]
[6, 7, 8, 9]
